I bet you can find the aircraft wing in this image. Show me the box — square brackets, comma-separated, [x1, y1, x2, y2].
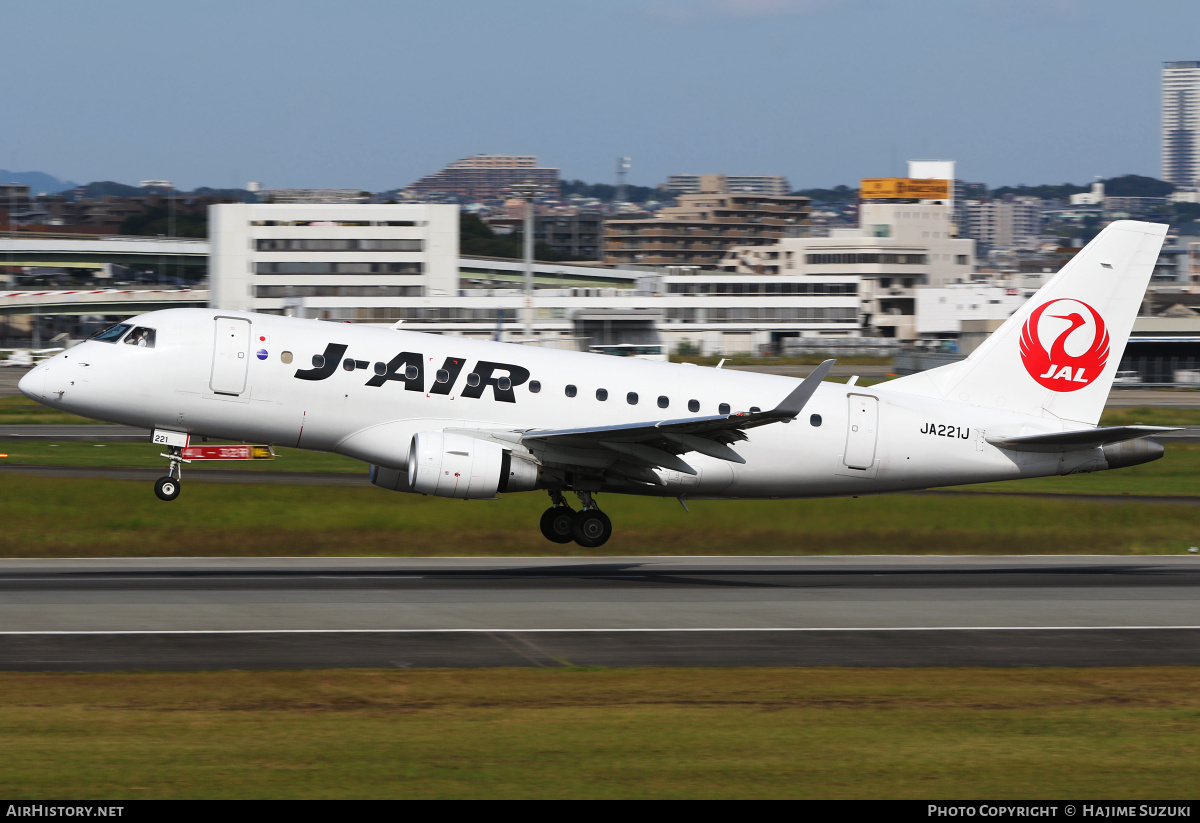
[986, 425, 1181, 453]
[517, 360, 834, 479]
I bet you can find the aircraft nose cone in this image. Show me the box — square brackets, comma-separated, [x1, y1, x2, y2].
[18, 366, 44, 401]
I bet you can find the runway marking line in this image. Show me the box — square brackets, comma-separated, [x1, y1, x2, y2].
[1, 627, 1200, 636]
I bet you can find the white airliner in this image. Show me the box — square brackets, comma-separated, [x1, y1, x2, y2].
[18, 220, 1173, 547]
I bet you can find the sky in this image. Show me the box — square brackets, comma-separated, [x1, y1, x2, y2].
[3, 0, 1199, 192]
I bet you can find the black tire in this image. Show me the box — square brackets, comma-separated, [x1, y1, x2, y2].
[539, 506, 575, 543]
[154, 476, 181, 501]
[571, 508, 612, 548]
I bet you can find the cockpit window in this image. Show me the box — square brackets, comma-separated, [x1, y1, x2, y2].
[91, 323, 132, 343]
[123, 327, 156, 348]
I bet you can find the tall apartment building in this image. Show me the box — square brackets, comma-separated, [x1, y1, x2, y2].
[405, 155, 560, 201]
[1163, 61, 1200, 188]
[604, 179, 809, 270]
[664, 174, 790, 197]
[209, 203, 459, 317]
[965, 197, 1042, 249]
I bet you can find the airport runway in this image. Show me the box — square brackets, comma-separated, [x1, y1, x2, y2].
[0, 556, 1197, 670]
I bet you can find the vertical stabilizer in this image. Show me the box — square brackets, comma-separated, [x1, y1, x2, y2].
[887, 220, 1167, 426]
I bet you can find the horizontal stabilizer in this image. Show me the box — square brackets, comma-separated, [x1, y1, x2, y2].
[987, 425, 1180, 453]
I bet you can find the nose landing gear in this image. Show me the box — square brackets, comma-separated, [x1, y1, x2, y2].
[539, 490, 613, 547]
[154, 447, 189, 502]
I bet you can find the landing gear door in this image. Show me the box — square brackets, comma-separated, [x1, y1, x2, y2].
[210, 317, 251, 395]
[843, 394, 879, 470]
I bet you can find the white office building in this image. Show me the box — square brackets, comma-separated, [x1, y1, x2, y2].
[209, 203, 460, 317]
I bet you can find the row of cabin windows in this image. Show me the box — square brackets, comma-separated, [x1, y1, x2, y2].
[527, 379, 760, 414]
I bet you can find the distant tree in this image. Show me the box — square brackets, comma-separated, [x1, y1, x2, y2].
[989, 182, 1089, 200]
[458, 213, 571, 261]
[560, 179, 664, 204]
[119, 207, 207, 238]
[1101, 174, 1174, 197]
[791, 185, 857, 203]
[72, 181, 145, 200]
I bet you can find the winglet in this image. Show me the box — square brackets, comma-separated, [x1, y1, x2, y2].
[770, 359, 835, 418]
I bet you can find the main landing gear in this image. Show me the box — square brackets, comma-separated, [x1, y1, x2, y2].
[154, 446, 189, 502]
[539, 490, 613, 548]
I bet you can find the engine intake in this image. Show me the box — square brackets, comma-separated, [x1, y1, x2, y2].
[401, 431, 539, 499]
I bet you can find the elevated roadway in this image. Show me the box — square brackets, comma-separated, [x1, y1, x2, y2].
[0, 556, 1197, 670]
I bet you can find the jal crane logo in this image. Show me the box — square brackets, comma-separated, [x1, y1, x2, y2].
[1019, 298, 1109, 392]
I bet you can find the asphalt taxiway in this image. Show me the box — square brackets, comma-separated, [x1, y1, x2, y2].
[0, 556, 1197, 670]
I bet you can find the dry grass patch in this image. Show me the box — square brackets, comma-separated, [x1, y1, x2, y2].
[1, 667, 1199, 799]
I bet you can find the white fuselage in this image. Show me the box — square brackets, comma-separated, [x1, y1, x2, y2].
[21, 308, 1092, 499]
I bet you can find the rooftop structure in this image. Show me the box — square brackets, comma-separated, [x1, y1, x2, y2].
[405, 155, 560, 202]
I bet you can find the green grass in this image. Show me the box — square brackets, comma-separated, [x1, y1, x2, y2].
[0, 395, 103, 425]
[1, 667, 1198, 799]
[1100, 406, 1200, 427]
[0, 470, 1197, 557]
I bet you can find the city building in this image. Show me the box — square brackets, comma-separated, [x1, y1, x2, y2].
[965, 196, 1042, 249]
[664, 174, 790, 197]
[1163, 61, 1200, 188]
[533, 213, 604, 260]
[405, 155, 560, 202]
[261, 190, 369, 204]
[718, 199, 976, 340]
[603, 178, 810, 270]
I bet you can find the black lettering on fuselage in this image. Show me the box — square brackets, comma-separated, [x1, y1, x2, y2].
[430, 356, 467, 396]
[460, 360, 530, 403]
[365, 351, 424, 391]
[294, 343, 347, 381]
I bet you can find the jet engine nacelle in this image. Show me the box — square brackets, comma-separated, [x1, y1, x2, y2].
[404, 431, 539, 499]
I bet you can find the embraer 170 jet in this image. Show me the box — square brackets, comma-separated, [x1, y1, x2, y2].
[18, 220, 1173, 547]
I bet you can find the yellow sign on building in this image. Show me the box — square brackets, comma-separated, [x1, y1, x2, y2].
[860, 178, 951, 200]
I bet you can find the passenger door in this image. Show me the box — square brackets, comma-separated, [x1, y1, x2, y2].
[843, 394, 879, 470]
[210, 317, 251, 395]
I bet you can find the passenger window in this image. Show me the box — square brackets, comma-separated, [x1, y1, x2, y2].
[688, 399, 700, 413]
[123, 327, 156, 348]
[436, 369, 450, 384]
[596, 388, 608, 401]
[374, 362, 387, 376]
[281, 351, 293, 364]
[627, 392, 639, 405]
[565, 385, 577, 397]
[343, 358, 356, 371]
[810, 414, 822, 427]
[529, 380, 541, 393]
[312, 354, 326, 368]
[466, 373, 481, 388]
[497, 376, 512, 391]
[658, 396, 669, 409]
[91, 322, 132, 343]
[719, 403, 731, 415]
[404, 365, 418, 380]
